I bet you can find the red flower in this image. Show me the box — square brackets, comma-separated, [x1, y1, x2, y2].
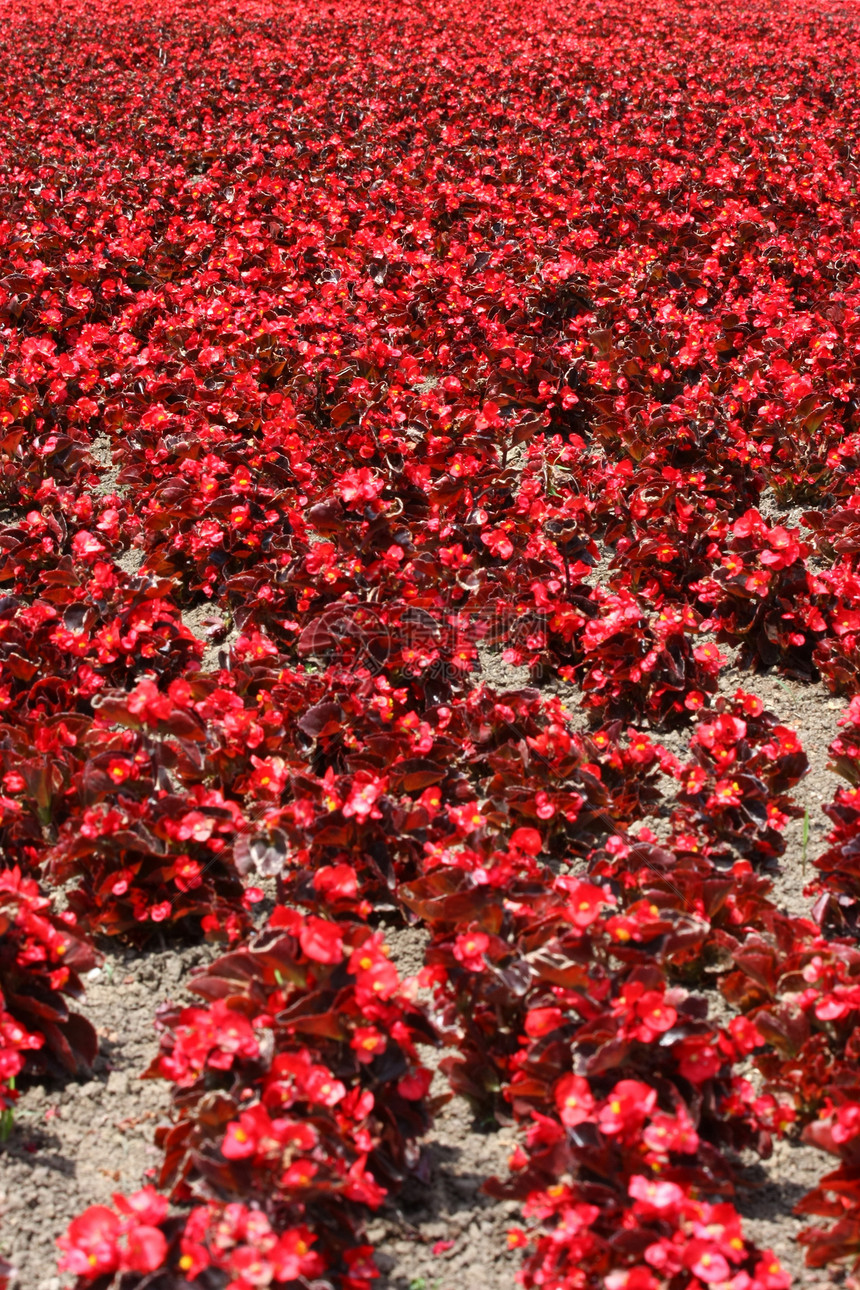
[57, 1206, 121, 1278]
[351, 1026, 387, 1062]
[453, 930, 490, 971]
[113, 1188, 168, 1228]
[753, 1252, 791, 1290]
[300, 916, 344, 964]
[555, 1074, 595, 1127]
[482, 529, 514, 559]
[598, 1081, 657, 1137]
[560, 880, 611, 929]
[349, 939, 399, 1003]
[674, 1036, 722, 1084]
[628, 1175, 685, 1215]
[313, 863, 359, 901]
[525, 1006, 563, 1038]
[222, 1116, 259, 1160]
[510, 827, 543, 855]
[605, 1269, 660, 1290]
[685, 1243, 731, 1284]
[123, 1225, 168, 1275]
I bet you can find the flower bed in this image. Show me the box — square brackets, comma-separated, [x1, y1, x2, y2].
[0, 0, 860, 1284]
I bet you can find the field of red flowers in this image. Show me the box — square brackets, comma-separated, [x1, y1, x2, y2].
[2, 0, 860, 1285]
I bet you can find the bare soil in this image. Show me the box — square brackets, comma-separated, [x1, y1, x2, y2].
[0, 944, 215, 1289]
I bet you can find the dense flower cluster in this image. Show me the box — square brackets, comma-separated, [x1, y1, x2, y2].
[147, 912, 436, 1281]
[0, 0, 854, 1281]
[58, 918, 435, 1286]
[0, 868, 96, 1081]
